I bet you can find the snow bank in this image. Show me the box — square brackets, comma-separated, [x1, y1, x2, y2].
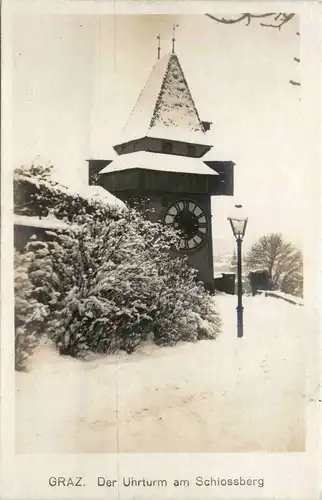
[16, 295, 306, 453]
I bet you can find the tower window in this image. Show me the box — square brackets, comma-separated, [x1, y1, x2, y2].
[187, 144, 197, 157]
[162, 141, 173, 154]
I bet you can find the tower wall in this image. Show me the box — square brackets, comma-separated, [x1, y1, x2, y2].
[153, 193, 214, 290]
[114, 137, 210, 158]
[109, 189, 214, 290]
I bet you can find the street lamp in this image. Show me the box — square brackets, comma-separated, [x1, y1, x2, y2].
[228, 209, 248, 338]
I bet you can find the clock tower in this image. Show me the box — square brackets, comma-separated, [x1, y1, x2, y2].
[88, 50, 234, 290]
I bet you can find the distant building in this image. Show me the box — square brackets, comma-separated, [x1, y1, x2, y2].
[214, 272, 236, 295]
[248, 270, 270, 296]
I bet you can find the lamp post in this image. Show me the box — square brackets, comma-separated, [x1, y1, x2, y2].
[228, 211, 248, 338]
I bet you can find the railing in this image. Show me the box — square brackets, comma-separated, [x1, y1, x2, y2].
[257, 290, 304, 306]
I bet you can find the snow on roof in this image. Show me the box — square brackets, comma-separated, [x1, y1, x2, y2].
[99, 151, 219, 176]
[78, 185, 126, 209]
[118, 54, 171, 143]
[117, 53, 211, 147]
[14, 215, 69, 230]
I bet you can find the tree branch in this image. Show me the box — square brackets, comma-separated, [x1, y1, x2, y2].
[205, 12, 295, 29]
[260, 13, 295, 29]
[205, 13, 251, 25]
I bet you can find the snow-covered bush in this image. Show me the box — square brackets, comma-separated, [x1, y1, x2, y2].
[14, 250, 48, 370]
[23, 206, 220, 358]
[14, 162, 121, 223]
[151, 255, 220, 346]
[14, 162, 221, 360]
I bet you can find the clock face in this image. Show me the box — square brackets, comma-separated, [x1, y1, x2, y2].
[164, 200, 208, 251]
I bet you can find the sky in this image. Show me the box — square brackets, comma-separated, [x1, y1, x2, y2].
[12, 13, 303, 251]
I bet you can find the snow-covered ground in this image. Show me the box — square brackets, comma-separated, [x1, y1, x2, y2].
[16, 294, 306, 453]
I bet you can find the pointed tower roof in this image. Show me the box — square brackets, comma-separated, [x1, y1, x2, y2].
[115, 53, 212, 147]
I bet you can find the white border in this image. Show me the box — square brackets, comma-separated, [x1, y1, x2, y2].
[1, 2, 321, 499]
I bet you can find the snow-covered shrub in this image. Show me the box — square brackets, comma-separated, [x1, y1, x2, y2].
[14, 250, 48, 371]
[14, 162, 121, 223]
[152, 255, 221, 346]
[24, 206, 220, 358]
[14, 162, 221, 359]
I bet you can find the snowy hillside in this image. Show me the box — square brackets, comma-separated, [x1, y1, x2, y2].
[16, 294, 306, 453]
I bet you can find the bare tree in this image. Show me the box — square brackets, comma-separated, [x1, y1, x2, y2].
[245, 233, 303, 296]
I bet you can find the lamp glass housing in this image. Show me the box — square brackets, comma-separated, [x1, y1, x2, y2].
[228, 217, 248, 240]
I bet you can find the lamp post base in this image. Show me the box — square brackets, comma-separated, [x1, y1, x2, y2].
[236, 306, 244, 338]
